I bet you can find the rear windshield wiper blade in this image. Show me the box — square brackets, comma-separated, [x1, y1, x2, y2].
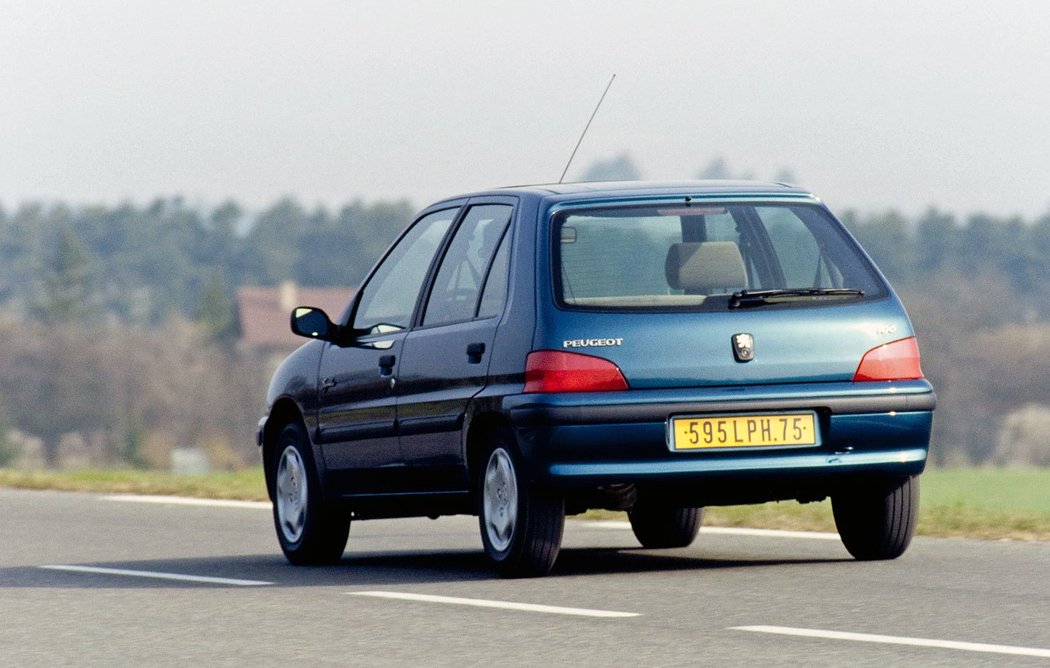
[729, 288, 865, 309]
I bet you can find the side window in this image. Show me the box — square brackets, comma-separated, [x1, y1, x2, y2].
[703, 212, 741, 243]
[353, 208, 458, 332]
[423, 204, 512, 326]
[477, 231, 510, 318]
[756, 207, 840, 288]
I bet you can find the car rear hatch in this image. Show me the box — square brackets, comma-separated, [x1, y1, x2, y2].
[532, 197, 920, 391]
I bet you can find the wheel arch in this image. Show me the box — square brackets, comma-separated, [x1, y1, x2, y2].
[465, 412, 516, 492]
[262, 398, 312, 502]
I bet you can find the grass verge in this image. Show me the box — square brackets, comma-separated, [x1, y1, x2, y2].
[0, 468, 267, 502]
[2, 467, 1048, 541]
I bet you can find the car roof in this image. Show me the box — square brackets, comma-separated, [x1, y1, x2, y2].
[429, 180, 818, 207]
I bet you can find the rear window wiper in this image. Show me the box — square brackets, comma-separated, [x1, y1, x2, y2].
[729, 288, 865, 309]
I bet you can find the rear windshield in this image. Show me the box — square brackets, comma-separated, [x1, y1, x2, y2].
[552, 203, 887, 310]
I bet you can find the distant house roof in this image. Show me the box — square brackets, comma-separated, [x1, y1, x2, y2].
[237, 282, 354, 350]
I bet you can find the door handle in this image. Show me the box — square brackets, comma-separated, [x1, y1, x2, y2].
[466, 342, 485, 364]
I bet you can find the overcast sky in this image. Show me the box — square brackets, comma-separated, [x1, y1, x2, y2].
[3, 1, 1049, 218]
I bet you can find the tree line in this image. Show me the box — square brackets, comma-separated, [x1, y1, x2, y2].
[1, 183, 1049, 468]
[842, 208, 1050, 466]
[0, 196, 415, 468]
[0, 197, 414, 333]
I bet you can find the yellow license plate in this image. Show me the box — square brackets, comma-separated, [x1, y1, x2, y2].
[671, 413, 818, 450]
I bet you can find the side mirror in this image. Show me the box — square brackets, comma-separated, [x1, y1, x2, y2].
[290, 306, 337, 342]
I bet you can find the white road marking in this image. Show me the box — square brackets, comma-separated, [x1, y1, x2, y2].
[703, 527, 840, 541]
[40, 565, 273, 587]
[574, 520, 839, 540]
[349, 591, 639, 618]
[732, 625, 1050, 659]
[103, 494, 271, 510]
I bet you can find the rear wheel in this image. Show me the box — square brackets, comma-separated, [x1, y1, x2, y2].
[477, 435, 564, 577]
[628, 496, 703, 548]
[832, 475, 918, 560]
[270, 422, 350, 565]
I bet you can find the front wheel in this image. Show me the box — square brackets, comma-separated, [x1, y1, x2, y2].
[477, 437, 564, 577]
[832, 475, 918, 560]
[270, 423, 350, 565]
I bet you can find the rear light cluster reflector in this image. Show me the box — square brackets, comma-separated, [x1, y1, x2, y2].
[524, 350, 629, 393]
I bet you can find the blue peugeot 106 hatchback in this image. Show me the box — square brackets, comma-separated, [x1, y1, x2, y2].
[258, 181, 935, 576]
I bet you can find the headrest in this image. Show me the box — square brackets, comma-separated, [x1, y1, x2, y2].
[665, 241, 748, 292]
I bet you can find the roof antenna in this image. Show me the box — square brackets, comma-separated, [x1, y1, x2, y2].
[558, 74, 616, 184]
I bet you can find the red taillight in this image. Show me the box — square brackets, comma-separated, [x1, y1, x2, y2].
[524, 350, 629, 393]
[853, 337, 924, 381]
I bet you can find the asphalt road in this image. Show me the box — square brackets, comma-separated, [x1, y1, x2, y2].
[2, 487, 1049, 667]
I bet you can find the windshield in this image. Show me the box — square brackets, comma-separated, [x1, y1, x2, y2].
[552, 202, 887, 310]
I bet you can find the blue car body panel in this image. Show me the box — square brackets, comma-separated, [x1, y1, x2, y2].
[504, 382, 933, 487]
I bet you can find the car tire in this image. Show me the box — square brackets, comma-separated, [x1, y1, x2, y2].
[477, 436, 564, 577]
[832, 475, 918, 561]
[270, 422, 350, 565]
[628, 497, 703, 549]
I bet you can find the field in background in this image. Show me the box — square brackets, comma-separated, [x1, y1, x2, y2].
[2, 468, 1048, 541]
[661, 468, 1050, 541]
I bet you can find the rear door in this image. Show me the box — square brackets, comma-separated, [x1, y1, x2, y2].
[396, 200, 514, 490]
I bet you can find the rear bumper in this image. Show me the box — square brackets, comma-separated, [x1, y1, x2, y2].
[503, 380, 935, 493]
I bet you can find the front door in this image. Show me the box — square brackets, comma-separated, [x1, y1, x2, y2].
[316, 206, 459, 494]
[315, 334, 405, 493]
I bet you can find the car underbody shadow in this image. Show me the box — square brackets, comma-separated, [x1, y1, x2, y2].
[550, 547, 850, 577]
[8, 547, 851, 590]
